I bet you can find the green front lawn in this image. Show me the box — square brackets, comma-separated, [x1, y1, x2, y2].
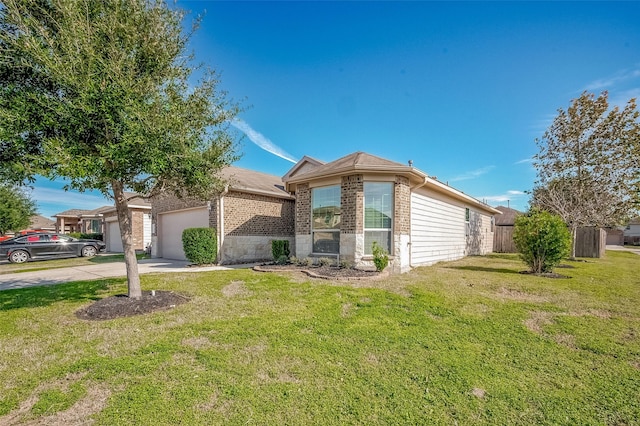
[0, 252, 638, 424]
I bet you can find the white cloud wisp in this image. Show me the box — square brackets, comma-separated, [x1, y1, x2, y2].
[231, 119, 298, 163]
[585, 67, 640, 91]
[449, 166, 495, 182]
[481, 190, 526, 203]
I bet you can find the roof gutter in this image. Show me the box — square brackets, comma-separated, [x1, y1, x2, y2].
[216, 185, 229, 264]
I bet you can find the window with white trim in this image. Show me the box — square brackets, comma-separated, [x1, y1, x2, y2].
[364, 182, 393, 254]
[465, 207, 470, 237]
[311, 185, 341, 254]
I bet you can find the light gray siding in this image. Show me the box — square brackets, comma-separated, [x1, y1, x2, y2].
[410, 188, 466, 266]
[410, 187, 494, 266]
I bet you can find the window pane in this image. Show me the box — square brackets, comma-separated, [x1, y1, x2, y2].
[364, 183, 393, 229]
[365, 230, 391, 254]
[313, 231, 340, 254]
[312, 186, 341, 230]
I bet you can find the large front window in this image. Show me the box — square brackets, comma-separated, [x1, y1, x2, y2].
[312, 185, 341, 253]
[364, 182, 393, 254]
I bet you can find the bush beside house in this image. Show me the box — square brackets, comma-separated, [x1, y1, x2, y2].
[513, 210, 571, 274]
[182, 228, 217, 265]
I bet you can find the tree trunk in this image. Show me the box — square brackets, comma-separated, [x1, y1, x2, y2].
[112, 181, 142, 299]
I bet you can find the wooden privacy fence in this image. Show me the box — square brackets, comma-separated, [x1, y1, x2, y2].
[493, 225, 607, 258]
[575, 227, 606, 258]
[493, 226, 517, 253]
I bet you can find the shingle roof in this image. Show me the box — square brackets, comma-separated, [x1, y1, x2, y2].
[53, 209, 91, 217]
[123, 192, 151, 208]
[82, 205, 114, 216]
[221, 166, 293, 199]
[494, 206, 522, 225]
[283, 151, 421, 184]
[29, 215, 56, 230]
[283, 151, 501, 215]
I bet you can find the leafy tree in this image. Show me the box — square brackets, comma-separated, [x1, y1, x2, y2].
[0, 185, 37, 235]
[513, 210, 571, 274]
[532, 91, 640, 258]
[0, 184, 37, 235]
[0, 0, 240, 298]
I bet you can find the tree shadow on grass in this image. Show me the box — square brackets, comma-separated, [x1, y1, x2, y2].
[0, 278, 120, 311]
[445, 266, 520, 274]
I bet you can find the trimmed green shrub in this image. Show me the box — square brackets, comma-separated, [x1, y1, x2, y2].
[271, 240, 290, 260]
[276, 255, 289, 265]
[182, 227, 217, 265]
[513, 210, 571, 274]
[372, 241, 389, 272]
[318, 257, 333, 267]
[69, 232, 103, 240]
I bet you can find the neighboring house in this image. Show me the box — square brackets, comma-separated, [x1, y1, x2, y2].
[52, 196, 151, 252]
[102, 193, 152, 253]
[54, 206, 112, 234]
[29, 215, 56, 232]
[624, 218, 640, 245]
[282, 152, 499, 273]
[605, 227, 624, 246]
[492, 205, 522, 253]
[151, 167, 295, 263]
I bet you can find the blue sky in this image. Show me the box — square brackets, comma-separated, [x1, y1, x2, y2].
[32, 1, 640, 218]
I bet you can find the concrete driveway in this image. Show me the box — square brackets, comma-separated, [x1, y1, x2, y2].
[606, 245, 640, 255]
[0, 258, 251, 291]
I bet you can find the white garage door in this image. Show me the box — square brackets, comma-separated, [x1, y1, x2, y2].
[106, 221, 123, 253]
[159, 207, 209, 260]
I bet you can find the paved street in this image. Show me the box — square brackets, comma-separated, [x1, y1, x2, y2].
[0, 258, 253, 291]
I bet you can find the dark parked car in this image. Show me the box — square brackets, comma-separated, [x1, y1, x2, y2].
[0, 233, 106, 263]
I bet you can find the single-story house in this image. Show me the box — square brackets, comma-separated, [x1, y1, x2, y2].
[151, 152, 500, 272]
[53, 207, 111, 234]
[605, 227, 624, 246]
[150, 166, 295, 263]
[282, 152, 499, 273]
[624, 218, 640, 245]
[52, 195, 151, 252]
[102, 193, 152, 252]
[29, 215, 56, 232]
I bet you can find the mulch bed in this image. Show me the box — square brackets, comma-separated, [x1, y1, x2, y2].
[518, 270, 570, 279]
[254, 264, 385, 280]
[75, 290, 189, 321]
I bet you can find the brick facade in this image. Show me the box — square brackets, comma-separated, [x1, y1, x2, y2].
[103, 209, 149, 251]
[295, 183, 311, 235]
[151, 190, 294, 263]
[394, 175, 411, 236]
[340, 174, 363, 234]
[224, 191, 295, 237]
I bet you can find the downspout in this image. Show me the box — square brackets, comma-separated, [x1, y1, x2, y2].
[409, 177, 429, 269]
[217, 185, 229, 264]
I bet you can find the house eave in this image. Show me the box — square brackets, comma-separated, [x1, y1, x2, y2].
[422, 177, 501, 215]
[284, 165, 427, 191]
[227, 186, 295, 200]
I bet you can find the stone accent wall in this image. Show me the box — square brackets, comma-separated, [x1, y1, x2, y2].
[340, 174, 363, 234]
[394, 175, 411, 235]
[295, 183, 311, 235]
[224, 191, 294, 237]
[220, 236, 295, 264]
